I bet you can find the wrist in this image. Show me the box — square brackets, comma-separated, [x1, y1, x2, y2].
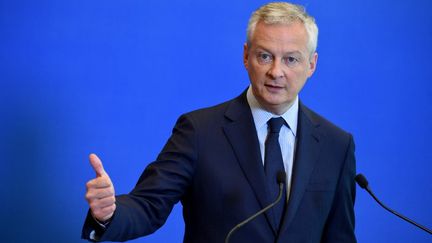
[91, 214, 112, 228]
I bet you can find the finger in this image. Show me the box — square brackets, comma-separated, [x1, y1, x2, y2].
[89, 153, 107, 177]
[91, 196, 116, 209]
[92, 204, 116, 222]
[99, 204, 116, 218]
[86, 176, 112, 189]
[86, 187, 115, 200]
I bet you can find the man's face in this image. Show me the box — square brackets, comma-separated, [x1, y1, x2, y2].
[244, 21, 318, 115]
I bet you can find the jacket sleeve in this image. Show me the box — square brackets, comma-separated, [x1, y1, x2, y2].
[82, 114, 197, 242]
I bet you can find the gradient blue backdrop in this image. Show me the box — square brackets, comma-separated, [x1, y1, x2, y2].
[1, 0, 431, 242]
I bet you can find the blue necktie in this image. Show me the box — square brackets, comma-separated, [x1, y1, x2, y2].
[264, 117, 287, 228]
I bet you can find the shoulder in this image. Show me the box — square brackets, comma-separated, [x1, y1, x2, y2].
[299, 102, 353, 145]
[179, 91, 249, 125]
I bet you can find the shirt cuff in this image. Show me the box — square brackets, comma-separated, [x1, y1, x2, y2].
[92, 214, 111, 229]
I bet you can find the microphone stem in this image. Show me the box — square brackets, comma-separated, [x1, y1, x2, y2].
[365, 186, 432, 235]
[225, 183, 284, 243]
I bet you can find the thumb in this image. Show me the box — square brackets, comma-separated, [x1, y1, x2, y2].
[89, 153, 107, 177]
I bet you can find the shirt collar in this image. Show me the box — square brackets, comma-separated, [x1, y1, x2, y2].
[246, 85, 298, 137]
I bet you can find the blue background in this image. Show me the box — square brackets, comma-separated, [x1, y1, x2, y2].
[1, 0, 431, 242]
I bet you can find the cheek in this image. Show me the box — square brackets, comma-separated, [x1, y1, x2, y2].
[248, 66, 266, 83]
[289, 69, 309, 86]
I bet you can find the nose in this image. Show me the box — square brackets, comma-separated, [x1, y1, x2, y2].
[266, 60, 284, 79]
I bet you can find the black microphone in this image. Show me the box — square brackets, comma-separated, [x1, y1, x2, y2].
[355, 173, 432, 235]
[224, 171, 286, 243]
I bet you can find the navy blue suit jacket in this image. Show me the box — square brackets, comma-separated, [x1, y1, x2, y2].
[82, 90, 357, 242]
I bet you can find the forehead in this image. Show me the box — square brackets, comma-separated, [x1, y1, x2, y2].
[249, 21, 309, 54]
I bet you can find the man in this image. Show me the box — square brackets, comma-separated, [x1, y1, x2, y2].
[83, 2, 357, 242]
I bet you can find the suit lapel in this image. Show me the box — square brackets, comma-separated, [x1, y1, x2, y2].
[279, 103, 323, 234]
[222, 92, 278, 233]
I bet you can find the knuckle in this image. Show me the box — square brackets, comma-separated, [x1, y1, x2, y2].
[107, 188, 114, 196]
[110, 198, 116, 205]
[100, 208, 108, 215]
[104, 176, 113, 185]
[96, 189, 105, 198]
[85, 191, 95, 201]
[103, 188, 113, 197]
[94, 178, 103, 186]
[97, 188, 106, 197]
[106, 205, 115, 213]
[103, 174, 112, 181]
[98, 181, 108, 188]
[92, 208, 100, 216]
[89, 201, 98, 209]
[101, 188, 108, 196]
[99, 176, 108, 184]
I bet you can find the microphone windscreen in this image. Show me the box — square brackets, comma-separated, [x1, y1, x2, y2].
[276, 171, 286, 184]
[355, 173, 369, 189]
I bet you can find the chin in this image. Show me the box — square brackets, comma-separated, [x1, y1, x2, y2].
[263, 96, 289, 106]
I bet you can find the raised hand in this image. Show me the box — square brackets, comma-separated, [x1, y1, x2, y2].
[85, 153, 116, 223]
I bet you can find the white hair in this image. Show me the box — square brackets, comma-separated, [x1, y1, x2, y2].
[247, 2, 319, 56]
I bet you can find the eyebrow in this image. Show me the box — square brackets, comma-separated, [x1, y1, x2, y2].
[255, 47, 305, 58]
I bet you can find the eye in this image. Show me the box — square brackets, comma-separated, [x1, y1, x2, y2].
[256, 52, 273, 64]
[284, 56, 299, 65]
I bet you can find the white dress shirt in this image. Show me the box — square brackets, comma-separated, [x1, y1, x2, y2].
[246, 86, 298, 200]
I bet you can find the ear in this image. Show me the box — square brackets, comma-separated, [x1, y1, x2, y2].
[243, 43, 249, 70]
[307, 52, 318, 77]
